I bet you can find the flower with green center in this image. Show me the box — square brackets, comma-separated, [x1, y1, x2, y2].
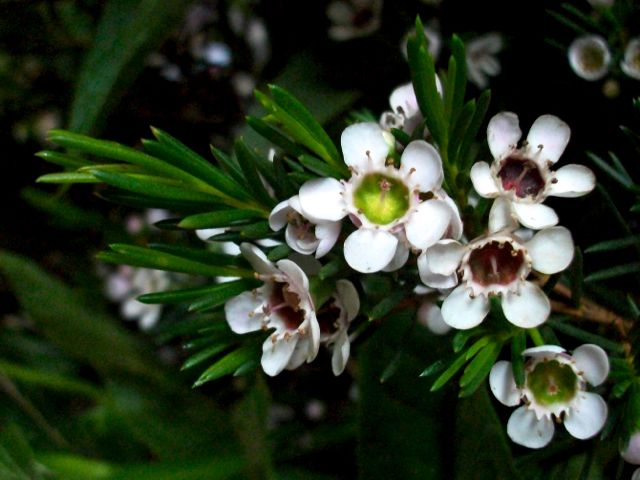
[298, 122, 461, 273]
[489, 344, 610, 449]
[470, 112, 595, 230]
[621, 37, 640, 81]
[568, 35, 611, 81]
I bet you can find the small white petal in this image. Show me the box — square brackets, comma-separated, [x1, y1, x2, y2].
[331, 329, 351, 376]
[489, 360, 521, 406]
[633, 468, 640, 480]
[225, 290, 265, 334]
[122, 298, 146, 319]
[488, 197, 518, 233]
[527, 226, 574, 274]
[262, 334, 299, 376]
[417, 302, 450, 335]
[470, 162, 499, 198]
[623, 432, 640, 465]
[405, 200, 452, 250]
[548, 164, 596, 198]
[139, 308, 161, 330]
[564, 392, 608, 440]
[507, 406, 555, 449]
[418, 252, 460, 289]
[382, 238, 410, 272]
[341, 122, 390, 170]
[525, 114, 571, 164]
[240, 243, 279, 275]
[285, 225, 318, 255]
[487, 112, 522, 160]
[441, 192, 464, 240]
[389, 83, 419, 119]
[572, 344, 609, 387]
[512, 202, 559, 229]
[425, 240, 465, 276]
[523, 345, 566, 357]
[399, 140, 444, 191]
[502, 282, 551, 328]
[441, 285, 490, 330]
[314, 221, 341, 258]
[275, 259, 310, 294]
[286, 339, 308, 370]
[344, 228, 398, 273]
[298, 178, 346, 222]
[268, 199, 291, 231]
[196, 227, 226, 242]
[308, 315, 321, 360]
[336, 279, 360, 322]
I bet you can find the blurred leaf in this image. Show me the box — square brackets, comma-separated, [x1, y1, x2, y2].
[234, 139, 277, 208]
[453, 386, 522, 479]
[585, 235, 640, 253]
[246, 116, 305, 157]
[584, 262, 640, 282]
[357, 310, 450, 479]
[459, 89, 491, 172]
[547, 317, 625, 354]
[139, 279, 259, 306]
[69, 0, 191, 135]
[178, 209, 266, 229]
[459, 342, 500, 397]
[193, 345, 260, 386]
[0, 250, 160, 379]
[36, 172, 100, 184]
[181, 343, 233, 371]
[39, 453, 245, 480]
[367, 290, 407, 320]
[587, 152, 633, 190]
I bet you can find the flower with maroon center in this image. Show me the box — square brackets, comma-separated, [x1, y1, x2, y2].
[470, 112, 595, 229]
[418, 207, 575, 329]
[489, 344, 609, 449]
[224, 243, 320, 376]
[298, 122, 461, 273]
[294, 279, 360, 375]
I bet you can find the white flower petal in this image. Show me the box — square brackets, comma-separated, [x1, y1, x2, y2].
[470, 161, 499, 198]
[441, 192, 464, 240]
[275, 259, 310, 294]
[548, 164, 596, 198]
[568, 35, 611, 81]
[488, 197, 518, 233]
[633, 468, 640, 480]
[262, 334, 299, 376]
[240, 242, 279, 275]
[298, 178, 346, 222]
[269, 199, 291, 231]
[225, 290, 265, 334]
[286, 339, 308, 370]
[425, 240, 465, 276]
[502, 282, 551, 328]
[331, 329, 351, 376]
[489, 360, 521, 407]
[507, 406, 555, 449]
[525, 114, 571, 164]
[623, 432, 640, 465]
[139, 308, 161, 330]
[399, 140, 444, 192]
[314, 221, 341, 258]
[487, 112, 522, 160]
[344, 228, 398, 273]
[417, 302, 450, 335]
[564, 392, 608, 440]
[572, 344, 609, 387]
[341, 122, 390, 171]
[418, 252, 460, 289]
[122, 298, 146, 319]
[523, 345, 566, 357]
[527, 226, 574, 274]
[336, 279, 360, 322]
[307, 315, 321, 361]
[285, 225, 318, 255]
[389, 83, 419, 119]
[196, 227, 226, 242]
[382, 238, 410, 272]
[512, 202, 559, 229]
[405, 200, 453, 250]
[441, 285, 490, 330]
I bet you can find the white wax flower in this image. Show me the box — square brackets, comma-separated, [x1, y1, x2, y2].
[297, 122, 461, 273]
[466, 33, 503, 89]
[471, 112, 595, 230]
[490, 344, 609, 449]
[568, 35, 611, 81]
[621, 37, 640, 81]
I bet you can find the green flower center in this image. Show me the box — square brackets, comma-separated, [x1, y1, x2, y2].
[580, 44, 606, 72]
[353, 173, 410, 225]
[526, 360, 578, 406]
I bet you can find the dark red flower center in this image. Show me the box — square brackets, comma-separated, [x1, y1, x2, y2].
[468, 241, 525, 287]
[316, 301, 342, 335]
[269, 282, 305, 330]
[497, 157, 545, 199]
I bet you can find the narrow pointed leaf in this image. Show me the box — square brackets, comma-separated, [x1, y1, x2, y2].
[35, 150, 92, 169]
[234, 140, 276, 207]
[584, 262, 640, 282]
[36, 172, 101, 184]
[246, 116, 305, 156]
[138, 279, 259, 305]
[430, 352, 467, 392]
[459, 342, 500, 396]
[179, 209, 265, 229]
[182, 343, 234, 370]
[194, 346, 259, 386]
[299, 154, 345, 179]
[586, 235, 640, 253]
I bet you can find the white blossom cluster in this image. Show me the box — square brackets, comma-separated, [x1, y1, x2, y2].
[222, 69, 612, 450]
